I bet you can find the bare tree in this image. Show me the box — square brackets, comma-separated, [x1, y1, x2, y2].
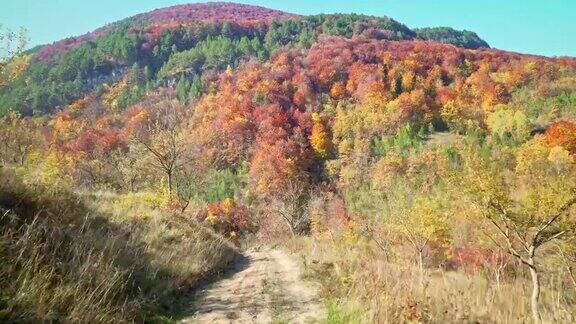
[475, 196, 576, 323]
[359, 218, 392, 263]
[131, 100, 191, 195]
[267, 179, 310, 237]
[0, 112, 41, 166]
[0, 25, 27, 87]
[460, 149, 576, 324]
[108, 146, 149, 192]
[481, 250, 510, 290]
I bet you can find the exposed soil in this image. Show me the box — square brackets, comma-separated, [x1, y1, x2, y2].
[180, 247, 325, 323]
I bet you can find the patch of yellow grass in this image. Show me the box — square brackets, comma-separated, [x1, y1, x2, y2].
[288, 236, 576, 323]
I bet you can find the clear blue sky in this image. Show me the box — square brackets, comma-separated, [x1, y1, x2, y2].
[0, 0, 574, 57]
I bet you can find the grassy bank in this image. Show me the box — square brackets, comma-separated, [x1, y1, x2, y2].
[0, 167, 236, 322]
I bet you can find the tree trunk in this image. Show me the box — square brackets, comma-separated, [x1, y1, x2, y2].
[19, 151, 26, 166]
[180, 200, 190, 213]
[494, 257, 506, 291]
[167, 170, 173, 196]
[285, 218, 296, 238]
[529, 260, 542, 324]
[418, 248, 425, 288]
[495, 268, 501, 290]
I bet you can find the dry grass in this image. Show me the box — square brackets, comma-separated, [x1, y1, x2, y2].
[287, 236, 576, 324]
[0, 167, 236, 322]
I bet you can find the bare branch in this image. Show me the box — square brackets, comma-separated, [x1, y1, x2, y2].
[534, 194, 576, 246]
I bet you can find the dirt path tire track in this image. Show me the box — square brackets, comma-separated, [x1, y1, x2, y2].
[180, 247, 324, 323]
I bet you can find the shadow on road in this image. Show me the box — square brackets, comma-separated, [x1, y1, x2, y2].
[164, 252, 252, 320]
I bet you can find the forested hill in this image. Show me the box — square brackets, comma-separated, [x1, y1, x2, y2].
[414, 27, 489, 49]
[3, 2, 576, 322]
[0, 2, 490, 116]
[35, 2, 299, 63]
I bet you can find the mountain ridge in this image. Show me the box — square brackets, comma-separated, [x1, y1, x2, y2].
[35, 2, 299, 62]
[34, 2, 490, 63]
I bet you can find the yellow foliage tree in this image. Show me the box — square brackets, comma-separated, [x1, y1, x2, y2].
[486, 106, 532, 144]
[388, 183, 452, 286]
[102, 81, 129, 111]
[459, 140, 576, 323]
[310, 113, 331, 158]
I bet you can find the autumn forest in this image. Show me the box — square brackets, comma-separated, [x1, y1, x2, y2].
[1, 2, 576, 323]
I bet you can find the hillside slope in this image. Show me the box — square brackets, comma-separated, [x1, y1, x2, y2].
[0, 168, 236, 322]
[1, 2, 576, 323]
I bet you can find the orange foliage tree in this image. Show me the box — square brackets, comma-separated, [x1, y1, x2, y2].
[546, 120, 576, 156]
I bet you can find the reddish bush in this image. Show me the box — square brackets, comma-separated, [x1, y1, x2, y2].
[451, 245, 510, 276]
[197, 199, 254, 243]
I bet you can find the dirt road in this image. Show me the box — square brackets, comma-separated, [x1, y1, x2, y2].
[180, 247, 325, 323]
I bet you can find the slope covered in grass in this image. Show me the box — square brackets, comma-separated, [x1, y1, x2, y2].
[0, 167, 236, 322]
